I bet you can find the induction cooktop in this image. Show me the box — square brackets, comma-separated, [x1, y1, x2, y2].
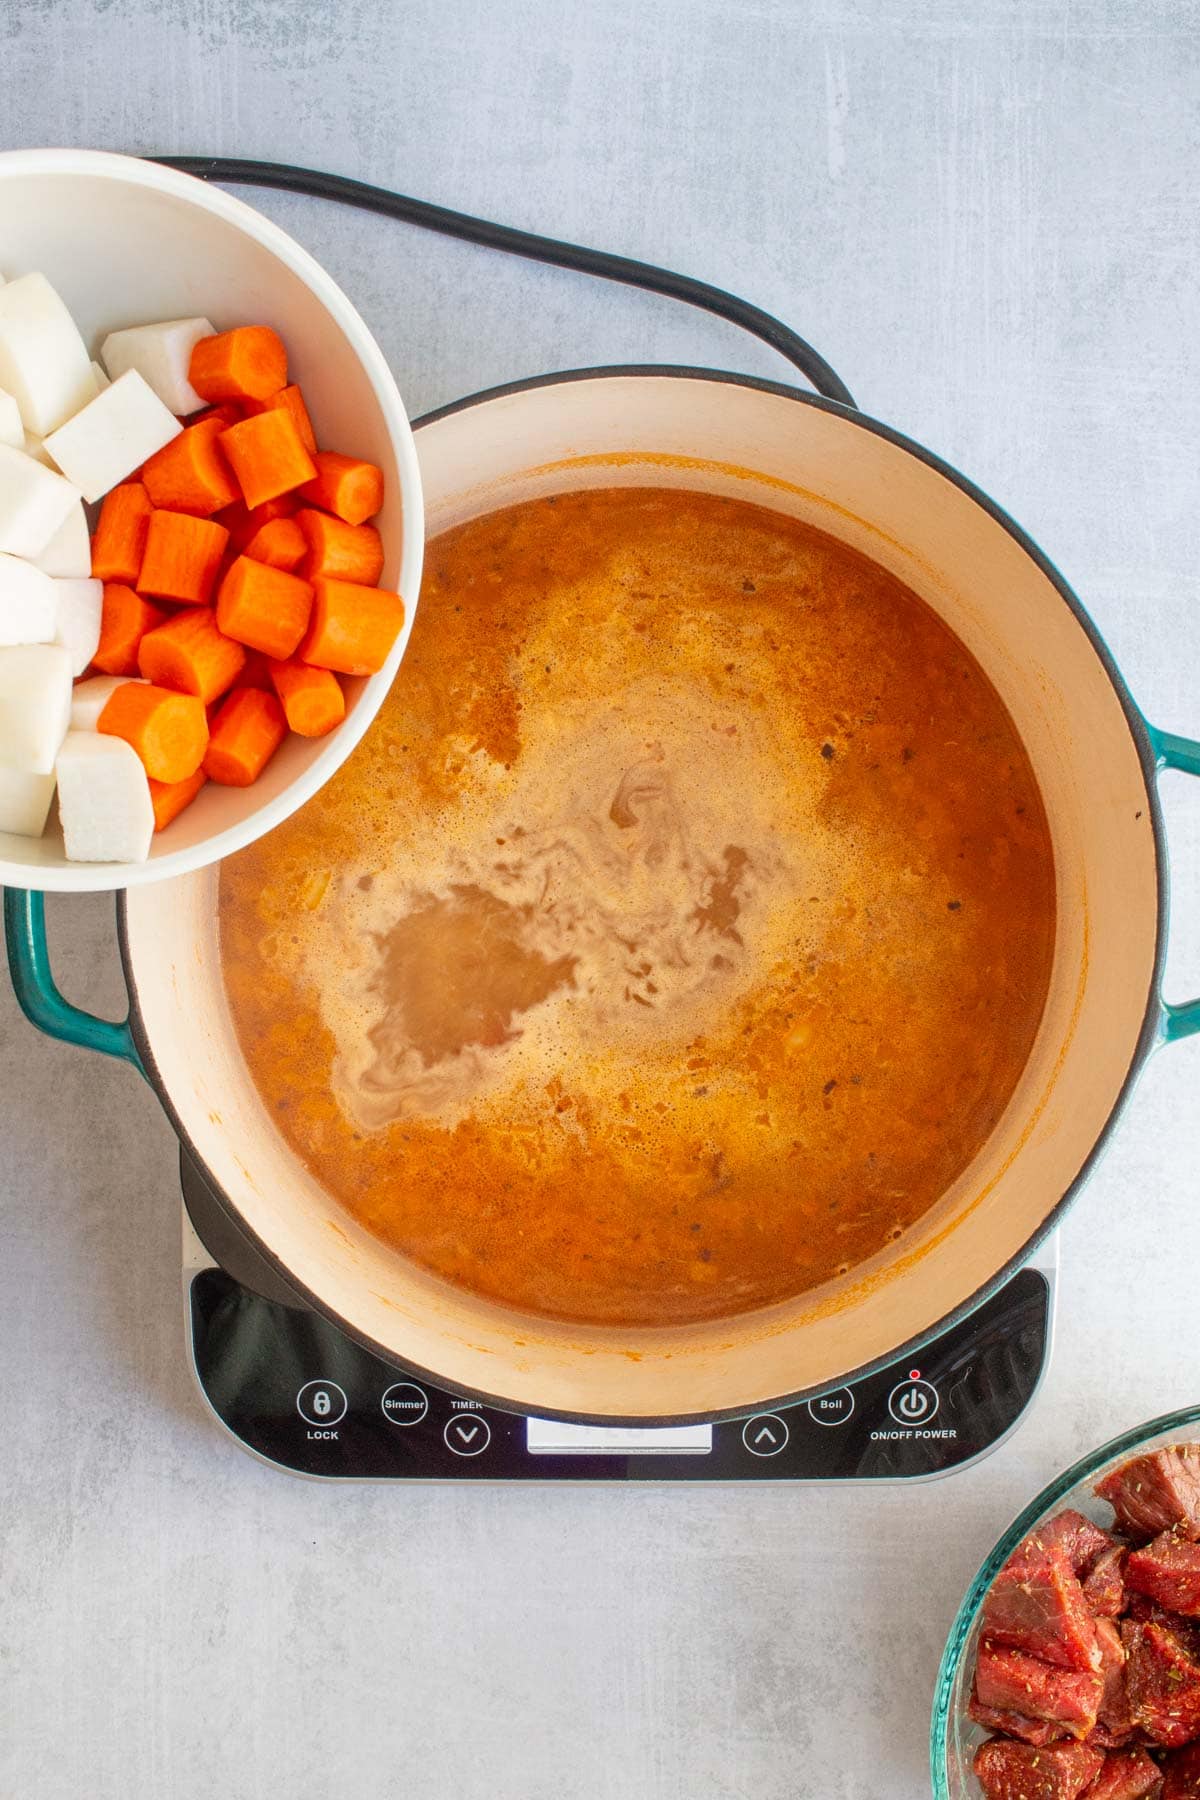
[181, 1148, 1056, 1483]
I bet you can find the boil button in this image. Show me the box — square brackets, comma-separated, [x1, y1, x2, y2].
[887, 1378, 939, 1425]
[807, 1388, 855, 1427]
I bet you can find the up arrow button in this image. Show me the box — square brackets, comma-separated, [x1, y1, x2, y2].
[741, 1414, 790, 1457]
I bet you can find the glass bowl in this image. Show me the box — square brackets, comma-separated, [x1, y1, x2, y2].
[930, 1403, 1200, 1798]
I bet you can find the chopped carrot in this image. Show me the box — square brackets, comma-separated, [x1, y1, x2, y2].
[216, 556, 314, 660]
[243, 384, 316, 453]
[91, 483, 153, 583]
[98, 682, 208, 783]
[244, 515, 308, 572]
[92, 584, 167, 676]
[299, 578, 405, 675]
[217, 493, 297, 554]
[138, 606, 246, 704]
[267, 659, 346, 737]
[148, 769, 207, 831]
[189, 326, 287, 404]
[219, 409, 317, 510]
[141, 416, 240, 516]
[295, 508, 384, 585]
[234, 649, 275, 691]
[297, 452, 384, 527]
[139, 511, 230, 606]
[190, 402, 242, 428]
[204, 687, 287, 787]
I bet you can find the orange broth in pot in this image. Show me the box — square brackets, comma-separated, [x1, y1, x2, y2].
[218, 488, 1056, 1328]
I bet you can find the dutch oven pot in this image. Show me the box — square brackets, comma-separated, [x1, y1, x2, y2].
[7, 369, 1200, 1423]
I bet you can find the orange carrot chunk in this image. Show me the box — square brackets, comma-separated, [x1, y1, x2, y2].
[148, 769, 207, 831]
[97, 682, 208, 783]
[189, 402, 242, 428]
[138, 606, 246, 704]
[244, 516, 308, 572]
[233, 648, 275, 691]
[139, 511, 230, 606]
[92, 584, 167, 676]
[296, 451, 383, 527]
[242, 384, 317, 453]
[267, 658, 346, 737]
[91, 483, 153, 583]
[298, 578, 405, 675]
[219, 409, 317, 510]
[203, 687, 287, 787]
[216, 555, 314, 660]
[141, 416, 240, 516]
[189, 326, 287, 404]
[217, 493, 297, 554]
[294, 508, 385, 585]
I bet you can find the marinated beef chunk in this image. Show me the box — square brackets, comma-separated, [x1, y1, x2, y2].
[1088, 1724, 1138, 1751]
[1086, 1549, 1131, 1620]
[1123, 1621, 1200, 1749]
[971, 1695, 1072, 1746]
[1097, 1451, 1200, 1545]
[973, 1739, 1105, 1800]
[1037, 1512, 1121, 1579]
[1097, 1618, 1134, 1736]
[1127, 1598, 1200, 1654]
[977, 1640, 1104, 1736]
[1082, 1747, 1165, 1800]
[1162, 1743, 1200, 1798]
[984, 1540, 1103, 1671]
[1127, 1537, 1200, 1620]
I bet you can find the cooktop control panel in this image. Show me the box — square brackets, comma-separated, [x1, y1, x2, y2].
[182, 1151, 1054, 1481]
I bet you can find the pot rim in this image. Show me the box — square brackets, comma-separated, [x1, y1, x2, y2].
[118, 364, 1168, 1427]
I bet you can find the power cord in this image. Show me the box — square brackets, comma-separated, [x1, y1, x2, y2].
[153, 155, 856, 410]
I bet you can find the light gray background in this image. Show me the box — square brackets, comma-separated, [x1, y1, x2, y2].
[2, 3, 1199, 1797]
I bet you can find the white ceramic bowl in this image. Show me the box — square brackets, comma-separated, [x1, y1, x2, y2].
[0, 147, 424, 891]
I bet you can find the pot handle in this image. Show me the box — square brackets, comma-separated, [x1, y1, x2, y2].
[1152, 727, 1200, 1043]
[3, 888, 145, 1075]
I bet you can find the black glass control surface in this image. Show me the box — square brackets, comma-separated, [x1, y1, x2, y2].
[188, 1264, 1049, 1482]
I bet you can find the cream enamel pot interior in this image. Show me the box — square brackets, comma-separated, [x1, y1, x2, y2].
[10, 370, 1200, 1423]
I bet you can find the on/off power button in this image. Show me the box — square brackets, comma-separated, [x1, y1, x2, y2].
[887, 1377, 939, 1425]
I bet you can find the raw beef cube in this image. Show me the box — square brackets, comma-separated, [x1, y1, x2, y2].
[977, 1639, 1103, 1735]
[1127, 1598, 1200, 1651]
[969, 1692, 1070, 1745]
[1087, 1548, 1131, 1620]
[973, 1739, 1105, 1800]
[1037, 1512, 1119, 1578]
[1083, 1748, 1165, 1799]
[1163, 1743, 1200, 1797]
[1098, 1451, 1200, 1544]
[1097, 1618, 1133, 1735]
[985, 1540, 1102, 1670]
[1128, 1538, 1200, 1620]
[1123, 1621, 1200, 1749]
[1088, 1724, 1138, 1751]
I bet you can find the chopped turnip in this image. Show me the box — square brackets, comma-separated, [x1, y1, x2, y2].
[56, 730, 153, 863]
[0, 387, 22, 449]
[21, 433, 56, 469]
[42, 370, 180, 503]
[89, 360, 110, 392]
[101, 317, 214, 416]
[51, 577, 102, 675]
[0, 272, 98, 435]
[0, 553, 57, 645]
[0, 442, 80, 558]
[0, 764, 56, 838]
[70, 674, 144, 731]
[0, 643, 72, 772]
[33, 500, 90, 578]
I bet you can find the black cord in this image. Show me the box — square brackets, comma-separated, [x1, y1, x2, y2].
[153, 155, 856, 410]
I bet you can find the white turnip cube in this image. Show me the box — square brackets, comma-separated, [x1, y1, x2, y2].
[21, 433, 55, 468]
[0, 441, 80, 557]
[0, 273, 98, 435]
[33, 499, 90, 578]
[42, 371, 180, 504]
[56, 730, 154, 863]
[101, 317, 214, 416]
[52, 577, 102, 675]
[0, 553, 57, 645]
[70, 674, 144, 731]
[0, 387, 22, 449]
[0, 643, 72, 772]
[0, 764, 56, 837]
[90, 360, 110, 392]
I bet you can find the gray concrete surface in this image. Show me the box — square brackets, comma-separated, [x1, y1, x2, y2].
[2, 2, 1199, 1796]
